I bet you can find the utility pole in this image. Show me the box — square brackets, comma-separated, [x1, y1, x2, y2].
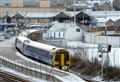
[74, 0, 76, 23]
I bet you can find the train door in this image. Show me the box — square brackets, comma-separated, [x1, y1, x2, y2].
[60, 53, 65, 69]
[54, 51, 69, 70]
[54, 52, 60, 68]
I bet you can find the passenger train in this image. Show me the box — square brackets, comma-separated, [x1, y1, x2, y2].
[15, 36, 70, 70]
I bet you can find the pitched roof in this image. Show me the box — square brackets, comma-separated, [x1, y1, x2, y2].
[3, 14, 14, 18]
[12, 12, 27, 18]
[24, 12, 58, 18]
[49, 22, 72, 31]
[54, 12, 70, 18]
[96, 16, 120, 22]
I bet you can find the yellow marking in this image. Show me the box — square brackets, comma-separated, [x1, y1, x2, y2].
[8, 28, 18, 30]
[61, 54, 64, 66]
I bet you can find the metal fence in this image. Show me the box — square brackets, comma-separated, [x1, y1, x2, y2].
[84, 34, 120, 47]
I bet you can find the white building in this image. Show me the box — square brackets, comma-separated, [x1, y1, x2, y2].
[47, 22, 84, 41]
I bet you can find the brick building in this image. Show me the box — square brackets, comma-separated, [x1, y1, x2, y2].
[0, 0, 65, 18]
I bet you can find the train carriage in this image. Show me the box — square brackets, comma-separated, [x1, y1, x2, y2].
[15, 36, 70, 70]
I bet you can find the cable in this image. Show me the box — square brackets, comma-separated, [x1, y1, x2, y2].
[46, 65, 54, 80]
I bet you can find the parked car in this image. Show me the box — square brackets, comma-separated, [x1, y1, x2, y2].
[0, 32, 5, 41]
[4, 33, 11, 39]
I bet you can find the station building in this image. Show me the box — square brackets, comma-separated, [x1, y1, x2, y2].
[3, 11, 92, 25]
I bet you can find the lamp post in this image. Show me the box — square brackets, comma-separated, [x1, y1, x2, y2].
[105, 12, 107, 35]
[74, 0, 76, 23]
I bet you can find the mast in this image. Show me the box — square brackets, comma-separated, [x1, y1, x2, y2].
[74, 0, 76, 23]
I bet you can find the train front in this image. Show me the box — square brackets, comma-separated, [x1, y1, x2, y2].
[53, 49, 70, 71]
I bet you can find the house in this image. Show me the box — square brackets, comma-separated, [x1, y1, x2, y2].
[47, 22, 84, 41]
[113, 0, 120, 11]
[95, 17, 119, 27]
[106, 19, 114, 27]
[12, 12, 57, 23]
[93, 2, 112, 11]
[52, 12, 70, 23]
[114, 19, 120, 27]
[100, 2, 112, 11]
[2, 13, 14, 23]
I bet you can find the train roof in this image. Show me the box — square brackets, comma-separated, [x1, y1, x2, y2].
[16, 36, 29, 42]
[17, 29, 68, 52]
[16, 36, 65, 52]
[19, 29, 38, 37]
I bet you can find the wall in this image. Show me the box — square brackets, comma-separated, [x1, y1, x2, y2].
[65, 25, 83, 41]
[84, 34, 120, 47]
[40, 0, 50, 7]
[11, 0, 23, 7]
[0, 7, 65, 18]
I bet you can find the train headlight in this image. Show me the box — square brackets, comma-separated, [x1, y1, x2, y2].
[62, 66, 67, 71]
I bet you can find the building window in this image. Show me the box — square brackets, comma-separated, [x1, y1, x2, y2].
[23, 0, 39, 7]
[76, 28, 80, 32]
[0, 0, 11, 7]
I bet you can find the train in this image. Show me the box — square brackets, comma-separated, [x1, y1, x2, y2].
[15, 36, 70, 70]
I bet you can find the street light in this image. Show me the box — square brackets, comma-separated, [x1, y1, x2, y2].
[74, 0, 76, 23]
[105, 12, 107, 35]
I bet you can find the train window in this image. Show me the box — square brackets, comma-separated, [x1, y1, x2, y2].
[55, 55, 59, 61]
[50, 55, 53, 59]
[48, 55, 53, 60]
[52, 48, 56, 50]
[65, 55, 69, 61]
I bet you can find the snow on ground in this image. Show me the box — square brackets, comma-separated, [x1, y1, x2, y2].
[92, 76, 103, 82]
[0, 66, 50, 82]
[55, 73, 86, 82]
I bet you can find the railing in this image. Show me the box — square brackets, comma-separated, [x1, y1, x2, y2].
[0, 56, 62, 82]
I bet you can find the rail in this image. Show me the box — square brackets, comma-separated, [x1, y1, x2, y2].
[0, 71, 29, 82]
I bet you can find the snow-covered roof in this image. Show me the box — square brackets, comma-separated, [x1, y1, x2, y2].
[91, 11, 120, 18]
[65, 11, 80, 17]
[87, 0, 113, 6]
[24, 12, 59, 18]
[65, 11, 91, 17]
[96, 16, 120, 22]
[72, 3, 88, 7]
[4, 11, 93, 19]
[49, 22, 72, 31]
[12, 12, 27, 18]
[3, 14, 15, 18]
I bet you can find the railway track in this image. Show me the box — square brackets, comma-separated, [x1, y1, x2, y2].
[0, 71, 30, 82]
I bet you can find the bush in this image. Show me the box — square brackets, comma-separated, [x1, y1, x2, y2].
[104, 66, 120, 81]
[71, 54, 120, 81]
